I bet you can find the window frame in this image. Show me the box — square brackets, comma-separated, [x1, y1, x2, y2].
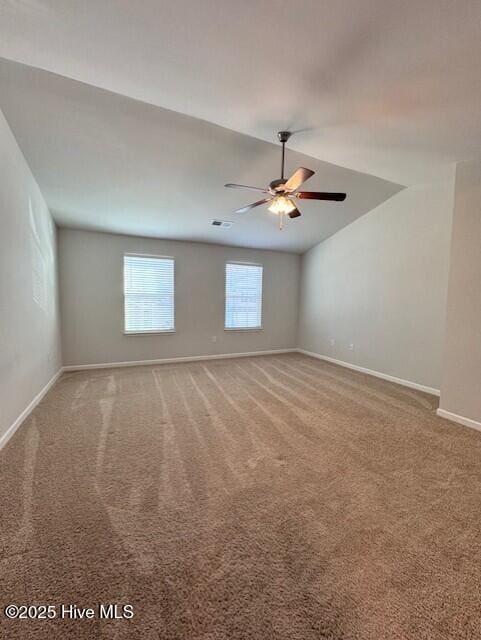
[123, 252, 176, 335]
[224, 260, 264, 332]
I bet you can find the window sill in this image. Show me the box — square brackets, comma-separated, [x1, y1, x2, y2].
[124, 330, 176, 335]
[224, 327, 263, 332]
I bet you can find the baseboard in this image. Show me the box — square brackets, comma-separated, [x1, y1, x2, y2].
[436, 408, 481, 432]
[62, 348, 297, 371]
[0, 368, 63, 451]
[296, 349, 440, 397]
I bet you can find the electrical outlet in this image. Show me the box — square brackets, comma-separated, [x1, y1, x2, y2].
[211, 336, 217, 343]
[349, 343, 354, 351]
[330, 338, 335, 346]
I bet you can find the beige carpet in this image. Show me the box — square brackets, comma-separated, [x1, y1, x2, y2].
[1, 353, 481, 639]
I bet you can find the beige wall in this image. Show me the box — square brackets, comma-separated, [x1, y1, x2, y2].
[58, 228, 300, 366]
[0, 109, 62, 441]
[439, 159, 481, 422]
[298, 179, 455, 391]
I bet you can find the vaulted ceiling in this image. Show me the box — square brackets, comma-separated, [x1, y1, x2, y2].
[1, 1, 480, 251]
[0, 58, 401, 252]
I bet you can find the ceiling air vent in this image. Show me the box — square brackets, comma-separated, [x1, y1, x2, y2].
[211, 219, 233, 229]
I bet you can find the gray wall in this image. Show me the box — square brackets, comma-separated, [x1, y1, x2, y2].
[59, 228, 300, 366]
[440, 159, 481, 422]
[298, 179, 454, 390]
[0, 109, 62, 441]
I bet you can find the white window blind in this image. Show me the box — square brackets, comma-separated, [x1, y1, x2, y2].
[124, 255, 174, 333]
[225, 262, 263, 329]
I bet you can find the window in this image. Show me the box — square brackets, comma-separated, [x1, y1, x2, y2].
[225, 262, 263, 330]
[123, 254, 175, 333]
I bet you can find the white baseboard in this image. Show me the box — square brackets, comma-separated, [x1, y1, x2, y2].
[62, 348, 296, 372]
[296, 349, 440, 397]
[0, 368, 63, 451]
[436, 408, 481, 432]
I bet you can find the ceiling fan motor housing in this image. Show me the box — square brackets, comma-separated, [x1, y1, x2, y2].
[270, 178, 287, 192]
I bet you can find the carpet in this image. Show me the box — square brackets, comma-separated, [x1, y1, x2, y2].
[1, 353, 480, 639]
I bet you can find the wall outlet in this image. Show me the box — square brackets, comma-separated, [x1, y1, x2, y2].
[349, 343, 354, 351]
[211, 335, 217, 343]
[330, 338, 335, 346]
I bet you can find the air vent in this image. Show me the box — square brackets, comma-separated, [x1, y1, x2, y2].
[211, 219, 233, 229]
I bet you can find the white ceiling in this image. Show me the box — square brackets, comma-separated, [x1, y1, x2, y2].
[1, 0, 480, 186]
[0, 58, 401, 253]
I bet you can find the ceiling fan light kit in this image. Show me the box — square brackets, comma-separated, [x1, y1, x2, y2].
[225, 131, 347, 230]
[268, 195, 296, 214]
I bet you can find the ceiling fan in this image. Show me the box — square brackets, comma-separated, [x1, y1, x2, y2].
[225, 131, 346, 229]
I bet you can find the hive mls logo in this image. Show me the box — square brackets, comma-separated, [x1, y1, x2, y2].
[98, 604, 134, 619]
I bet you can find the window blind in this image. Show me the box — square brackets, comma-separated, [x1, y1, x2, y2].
[225, 262, 263, 329]
[124, 255, 174, 333]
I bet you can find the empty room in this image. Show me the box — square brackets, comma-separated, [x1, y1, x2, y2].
[1, 2, 481, 638]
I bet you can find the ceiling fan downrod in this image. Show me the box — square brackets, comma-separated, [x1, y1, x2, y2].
[277, 131, 291, 180]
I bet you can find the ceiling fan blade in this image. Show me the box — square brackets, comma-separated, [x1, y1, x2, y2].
[225, 183, 267, 193]
[297, 191, 347, 201]
[234, 198, 271, 214]
[283, 167, 315, 192]
[288, 207, 302, 219]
